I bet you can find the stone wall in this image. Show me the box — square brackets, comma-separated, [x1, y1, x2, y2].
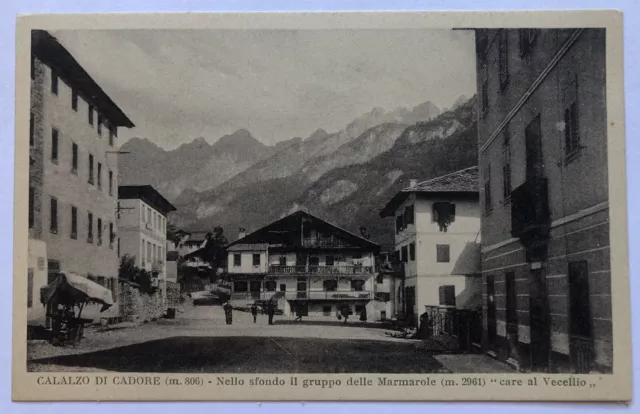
[118, 281, 164, 323]
[166, 280, 181, 308]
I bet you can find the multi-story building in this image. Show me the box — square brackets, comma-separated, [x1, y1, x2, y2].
[474, 28, 610, 373]
[27, 30, 134, 325]
[379, 167, 482, 326]
[226, 210, 380, 318]
[117, 185, 176, 308]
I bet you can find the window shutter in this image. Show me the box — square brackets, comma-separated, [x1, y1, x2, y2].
[439, 285, 456, 307]
[450, 203, 456, 222]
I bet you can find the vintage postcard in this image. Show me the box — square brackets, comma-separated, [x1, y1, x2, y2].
[12, 11, 631, 402]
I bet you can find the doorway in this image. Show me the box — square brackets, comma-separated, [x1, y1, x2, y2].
[529, 267, 551, 372]
[249, 280, 262, 299]
[486, 275, 497, 351]
[505, 272, 519, 362]
[568, 261, 594, 373]
[404, 286, 416, 326]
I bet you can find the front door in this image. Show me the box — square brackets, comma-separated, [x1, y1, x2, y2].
[249, 280, 262, 299]
[568, 261, 594, 373]
[486, 275, 497, 351]
[529, 268, 551, 372]
[404, 286, 416, 326]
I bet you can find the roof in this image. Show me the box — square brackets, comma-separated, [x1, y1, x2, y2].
[227, 243, 270, 252]
[31, 30, 134, 128]
[118, 185, 177, 215]
[184, 231, 209, 243]
[380, 166, 479, 217]
[227, 209, 380, 251]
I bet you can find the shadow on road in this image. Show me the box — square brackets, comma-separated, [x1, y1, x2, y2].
[272, 320, 397, 330]
[28, 336, 447, 373]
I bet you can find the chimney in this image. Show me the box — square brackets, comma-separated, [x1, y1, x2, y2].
[238, 227, 246, 240]
[409, 179, 418, 188]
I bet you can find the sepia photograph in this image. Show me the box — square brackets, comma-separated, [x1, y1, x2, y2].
[12, 11, 631, 402]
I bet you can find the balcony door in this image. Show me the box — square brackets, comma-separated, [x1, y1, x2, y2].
[525, 115, 543, 179]
[309, 256, 319, 272]
[296, 277, 307, 299]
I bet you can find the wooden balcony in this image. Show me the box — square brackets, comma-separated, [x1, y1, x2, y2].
[301, 237, 352, 248]
[269, 265, 373, 275]
[284, 290, 372, 300]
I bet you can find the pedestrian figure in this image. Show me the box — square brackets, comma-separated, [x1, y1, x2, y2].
[251, 302, 258, 323]
[267, 301, 275, 325]
[223, 302, 233, 325]
[294, 302, 303, 322]
[341, 306, 350, 324]
[359, 306, 367, 322]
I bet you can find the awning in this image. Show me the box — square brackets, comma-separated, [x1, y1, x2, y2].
[40, 272, 115, 312]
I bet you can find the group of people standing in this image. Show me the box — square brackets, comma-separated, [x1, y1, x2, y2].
[223, 301, 276, 325]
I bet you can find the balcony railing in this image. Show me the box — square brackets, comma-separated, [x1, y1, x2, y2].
[301, 237, 351, 248]
[511, 177, 550, 239]
[285, 290, 372, 300]
[269, 265, 373, 275]
[230, 290, 372, 301]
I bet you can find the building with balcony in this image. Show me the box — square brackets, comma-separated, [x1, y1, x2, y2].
[474, 28, 610, 373]
[380, 167, 482, 327]
[226, 210, 380, 318]
[27, 30, 134, 326]
[117, 185, 176, 309]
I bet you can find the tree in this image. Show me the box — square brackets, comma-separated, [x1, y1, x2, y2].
[119, 254, 157, 295]
[201, 226, 228, 281]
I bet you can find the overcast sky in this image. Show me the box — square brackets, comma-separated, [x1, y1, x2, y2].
[54, 29, 476, 150]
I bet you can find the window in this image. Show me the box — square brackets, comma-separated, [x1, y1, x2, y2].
[265, 280, 276, 292]
[71, 142, 78, 174]
[568, 261, 592, 339]
[519, 29, 538, 58]
[49, 197, 58, 234]
[88, 154, 94, 184]
[109, 126, 116, 147]
[97, 218, 103, 246]
[88, 106, 94, 126]
[234, 281, 248, 292]
[70, 206, 77, 239]
[323, 280, 337, 292]
[480, 63, 489, 115]
[27, 269, 34, 308]
[109, 222, 114, 249]
[498, 29, 510, 90]
[51, 71, 58, 94]
[28, 187, 34, 229]
[72, 89, 78, 111]
[51, 128, 58, 163]
[439, 285, 456, 307]
[140, 240, 145, 265]
[564, 79, 581, 156]
[503, 146, 512, 200]
[147, 241, 151, 262]
[395, 215, 403, 234]
[279, 256, 287, 266]
[404, 204, 414, 226]
[29, 113, 34, 147]
[351, 279, 365, 292]
[323, 305, 332, 316]
[401, 245, 408, 263]
[252, 254, 261, 266]
[97, 162, 102, 189]
[436, 244, 450, 263]
[87, 212, 93, 243]
[279, 284, 286, 292]
[108, 170, 113, 195]
[505, 272, 517, 326]
[409, 243, 416, 261]
[326, 256, 335, 266]
[432, 202, 456, 232]
[97, 115, 102, 136]
[376, 274, 384, 284]
[484, 163, 492, 213]
[233, 254, 241, 267]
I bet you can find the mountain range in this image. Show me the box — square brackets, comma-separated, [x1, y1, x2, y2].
[119, 96, 477, 249]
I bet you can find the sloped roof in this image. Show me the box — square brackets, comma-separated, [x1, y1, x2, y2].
[227, 209, 380, 251]
[227, 243, 270, 252]
[380, 166, 479, 217]
[118, 185, 177, 215]
[185, 232, 209, 243]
